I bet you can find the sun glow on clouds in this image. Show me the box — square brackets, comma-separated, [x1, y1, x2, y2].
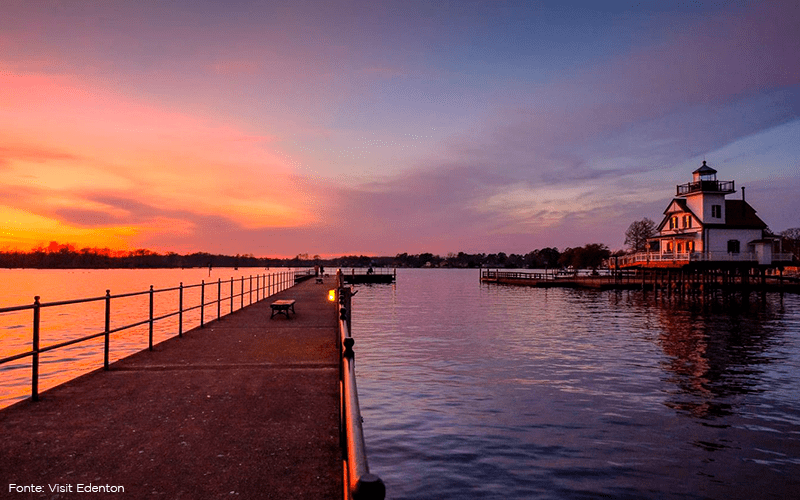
[0, 206, 136, 250]
[0, 68, 312, 251]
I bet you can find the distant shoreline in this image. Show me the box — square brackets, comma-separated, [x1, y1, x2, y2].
[0, 243, 617, 270]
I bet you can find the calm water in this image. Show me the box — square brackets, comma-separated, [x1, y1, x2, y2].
[0, 267, 298, 408]
[351, 269, 800, 499]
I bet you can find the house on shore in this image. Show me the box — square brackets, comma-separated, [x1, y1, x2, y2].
[619, 161, 793, 268]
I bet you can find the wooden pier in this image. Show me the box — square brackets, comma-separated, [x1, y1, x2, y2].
[0, 276, 347, 498]
[481, 268, 800, 295]
[341, 268, 396, 285]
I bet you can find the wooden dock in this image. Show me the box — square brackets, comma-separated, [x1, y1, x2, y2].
[0, 276, 343, 499]
[341, 269, 396, 285]
[481, 269, 800, 294]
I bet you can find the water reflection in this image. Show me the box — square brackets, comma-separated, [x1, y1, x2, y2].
[644, 294, 783, 419]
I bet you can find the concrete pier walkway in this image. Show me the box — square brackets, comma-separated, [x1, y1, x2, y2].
[0, 276, 342, 499]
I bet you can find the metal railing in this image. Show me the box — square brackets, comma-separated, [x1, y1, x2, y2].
[676, 179, 735, 195]
[337, 270, 385, 500]
[0, 270, 309, 402]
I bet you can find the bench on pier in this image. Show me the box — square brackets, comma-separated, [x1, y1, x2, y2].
[315, 277, 324, 284]
[270, 299, 296, 319]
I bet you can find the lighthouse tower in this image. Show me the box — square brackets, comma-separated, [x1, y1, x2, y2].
[677, 161, 736, 224]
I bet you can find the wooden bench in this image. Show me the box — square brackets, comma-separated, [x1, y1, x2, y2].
[270, 299, 296, 319]
[315, 277, 324, 284]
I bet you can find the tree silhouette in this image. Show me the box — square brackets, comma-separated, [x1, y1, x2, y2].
[624, 218, 657, 253]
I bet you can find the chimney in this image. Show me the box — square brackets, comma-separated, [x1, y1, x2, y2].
[741, 186, 746, 216]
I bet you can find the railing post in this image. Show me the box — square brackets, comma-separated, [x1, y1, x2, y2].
[201, 280, 205, 328]
[149, 285, 154, 351]
[32, 296, 40, 402]
[230, 277, 234, 314]
[178, 282, 184, 337]
[256, 274, 260, 302]
[345, 285, 352, 332]
[217, 278, 221, 320]
[104, 290, 111, 370]
[248, 275, 252, 305]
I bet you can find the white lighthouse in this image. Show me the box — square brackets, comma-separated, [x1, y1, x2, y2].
[620, 161, 791, 267]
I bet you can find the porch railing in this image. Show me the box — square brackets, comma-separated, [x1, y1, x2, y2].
[618, 252, 795, 266]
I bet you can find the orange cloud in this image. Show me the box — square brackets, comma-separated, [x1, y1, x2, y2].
[0, 206, 137, 251]
[0, 68, 317, 252]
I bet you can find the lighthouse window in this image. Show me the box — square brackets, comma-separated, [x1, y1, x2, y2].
[712, 205, 721, 218]
[727, 240, 740, 254]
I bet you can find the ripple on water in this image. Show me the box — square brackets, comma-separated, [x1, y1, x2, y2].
[352, 270, 800, 499]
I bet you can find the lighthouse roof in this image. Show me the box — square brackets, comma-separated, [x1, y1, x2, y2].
[693, 160, 717, 176]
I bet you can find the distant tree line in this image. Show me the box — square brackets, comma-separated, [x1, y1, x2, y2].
[0, 241, 614, 270]
[391, 245, 610, 269]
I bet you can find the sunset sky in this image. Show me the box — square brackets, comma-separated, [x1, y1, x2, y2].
[2, 0, 799, 257]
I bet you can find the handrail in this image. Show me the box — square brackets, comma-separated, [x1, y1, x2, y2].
[337, 270, 385, 500]
[0, 269, 302, 402]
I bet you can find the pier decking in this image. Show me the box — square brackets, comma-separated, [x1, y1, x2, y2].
[0, 277, 342, 498]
